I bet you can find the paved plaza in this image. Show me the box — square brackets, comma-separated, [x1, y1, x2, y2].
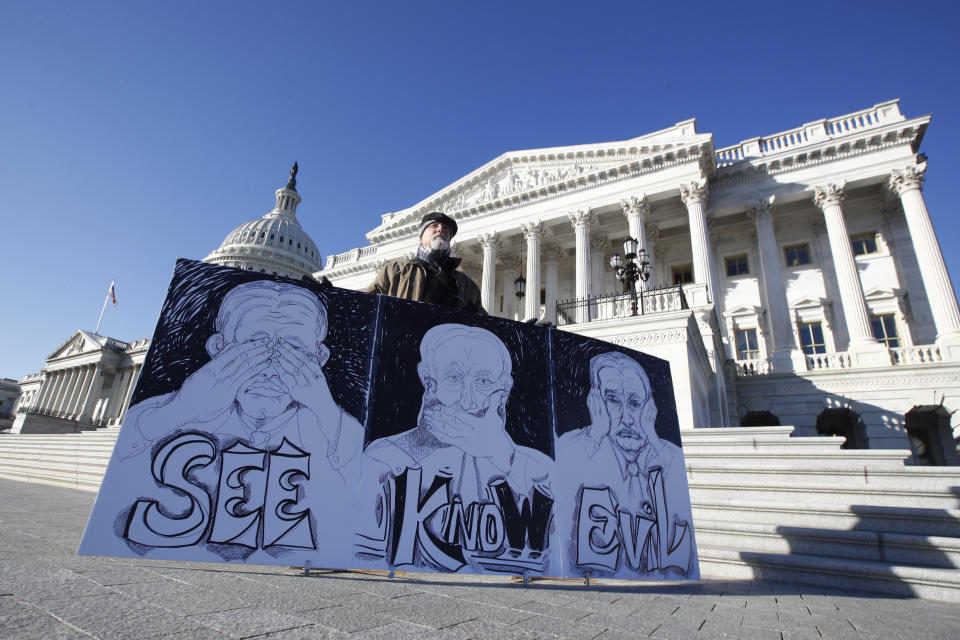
[1, 479, 958, 640]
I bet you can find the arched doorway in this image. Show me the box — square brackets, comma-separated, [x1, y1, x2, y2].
[904, 406, 959, 466]
[815, 408, 868, 449]
[740, 411, 781, 427]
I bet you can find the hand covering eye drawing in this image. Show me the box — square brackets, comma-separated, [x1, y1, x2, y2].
[80, 259, 697, 580]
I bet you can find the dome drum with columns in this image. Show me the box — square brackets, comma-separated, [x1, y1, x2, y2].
[204, 163, 323, 279]
[320, 100, 960, 465]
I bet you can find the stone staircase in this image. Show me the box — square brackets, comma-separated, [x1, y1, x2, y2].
[0, 424, 958, 600]
[682, 426, 960, 602]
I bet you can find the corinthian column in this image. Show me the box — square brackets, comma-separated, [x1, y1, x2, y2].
[620, 195, 649, 250]
[522, 221, 544, 321]
[501, 253, 519, 320]
[750, 198, 804, 372]
[814, 184, 888, 365]
[889, 165, 960, 358]
[478, 233, 500, 314]
[679, 181, 719, 303]
[590, 234, 608, 296]
[568, 209, 594, 323]
[544, 246, 562, 325]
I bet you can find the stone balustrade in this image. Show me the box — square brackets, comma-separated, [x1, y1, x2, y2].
[735, 358, 771, 376]
[715, 100, 900, 167]
[556, 285, 688, 326]
[805, 352, 854, 371]
[891, 344, 943, 365]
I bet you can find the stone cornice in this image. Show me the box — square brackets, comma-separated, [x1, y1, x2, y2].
[365, 139, 714, 245]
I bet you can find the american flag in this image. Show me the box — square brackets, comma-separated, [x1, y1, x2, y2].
[108, 282, 117, 306]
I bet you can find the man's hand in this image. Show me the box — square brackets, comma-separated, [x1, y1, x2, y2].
[175, 338, 273, 421]
[584, 388, 611, 444]
[423, 389, 515, 472]
[273, 337, 340, 445]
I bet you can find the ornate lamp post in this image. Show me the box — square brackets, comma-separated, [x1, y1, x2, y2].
[609, 237, 652, 315]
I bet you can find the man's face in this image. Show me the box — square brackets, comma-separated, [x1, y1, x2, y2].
[425, 337, 506, 417]
[597, 365, 656, 457]
[420, 221, 452, 251]
[230, 305, 320, 419]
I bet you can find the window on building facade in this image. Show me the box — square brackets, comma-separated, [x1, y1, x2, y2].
[784, 243, 811, 267]
[672, 264, 693, 285]
[798, 321, 827, 355]
[734, 328, 760, 360]
[871, 313, 900, 348]
[851, 231, 879, 256]
[725, 254, 749, 276]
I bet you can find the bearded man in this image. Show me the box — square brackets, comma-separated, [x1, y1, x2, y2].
[366, 211, 485, 314]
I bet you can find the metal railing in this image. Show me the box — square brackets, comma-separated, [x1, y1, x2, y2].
[556, 285, 688, 326]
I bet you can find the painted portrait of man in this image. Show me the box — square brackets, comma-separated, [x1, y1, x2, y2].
[556, 351, 696, 579]
[355, 322, 553, 574]
[82, 266, 369, 567]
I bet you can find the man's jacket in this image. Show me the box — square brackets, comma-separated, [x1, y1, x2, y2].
[366, 257, 485, 314]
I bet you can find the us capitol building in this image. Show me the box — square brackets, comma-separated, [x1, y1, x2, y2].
[8, 100, 960, 467]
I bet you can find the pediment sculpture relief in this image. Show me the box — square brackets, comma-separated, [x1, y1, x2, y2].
[439, 163, 599, 212]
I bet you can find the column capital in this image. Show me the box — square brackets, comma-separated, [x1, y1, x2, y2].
[644, 221, 660, 241]
[521, 220, 544, 240]
[747, 196, 776, 222]
[813, 183, 846, 210]
[620, 194, 649, 218]
[544, 245, 565, 262]
[679, 181, 708, 206]
[568, 208, 593, 229]
[888, 163, 926, 196]
[478, 232, 501, 251]
[590, 233, 609, 252]
[501, 253, 521, 270]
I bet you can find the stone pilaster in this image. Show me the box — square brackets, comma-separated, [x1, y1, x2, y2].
[889, 165, 960, 359]
[521, 221, 544, 321]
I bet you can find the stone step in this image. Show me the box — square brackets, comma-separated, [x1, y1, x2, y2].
[690, 485, 958, 511]
[692, 498, 960, 538]
[697, 545, 960, 602]
[694, 519, 960, 569]
[684, 449, 913, 469]
[681, 426, 798, 440]
[0, 465, 105, 491]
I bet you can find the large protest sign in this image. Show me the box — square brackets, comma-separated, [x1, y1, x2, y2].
[80, 259, 699, 580]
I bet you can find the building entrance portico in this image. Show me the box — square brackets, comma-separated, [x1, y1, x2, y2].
[321, 100, 960, 462]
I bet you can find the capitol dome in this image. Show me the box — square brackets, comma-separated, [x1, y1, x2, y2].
[203, 163, 323, 279]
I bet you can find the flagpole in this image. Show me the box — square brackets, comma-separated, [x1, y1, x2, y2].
[95, 280, 114, 335]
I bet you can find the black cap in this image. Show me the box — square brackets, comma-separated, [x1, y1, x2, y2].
[419, 211, 458, 238]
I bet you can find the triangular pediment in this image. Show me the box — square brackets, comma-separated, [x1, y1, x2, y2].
[789, 296, 829, 310]
[863, 287, 898, 302]
[367, 120, 713, 243]
[723, 305, 762, 318]
[48, 330, 107, 361]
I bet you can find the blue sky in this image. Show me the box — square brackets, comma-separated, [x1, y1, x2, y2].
[2, 0, 958, 380]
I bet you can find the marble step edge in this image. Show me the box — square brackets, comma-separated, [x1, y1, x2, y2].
[693, 519, 960, 569]
[696, 546, 960, 602]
